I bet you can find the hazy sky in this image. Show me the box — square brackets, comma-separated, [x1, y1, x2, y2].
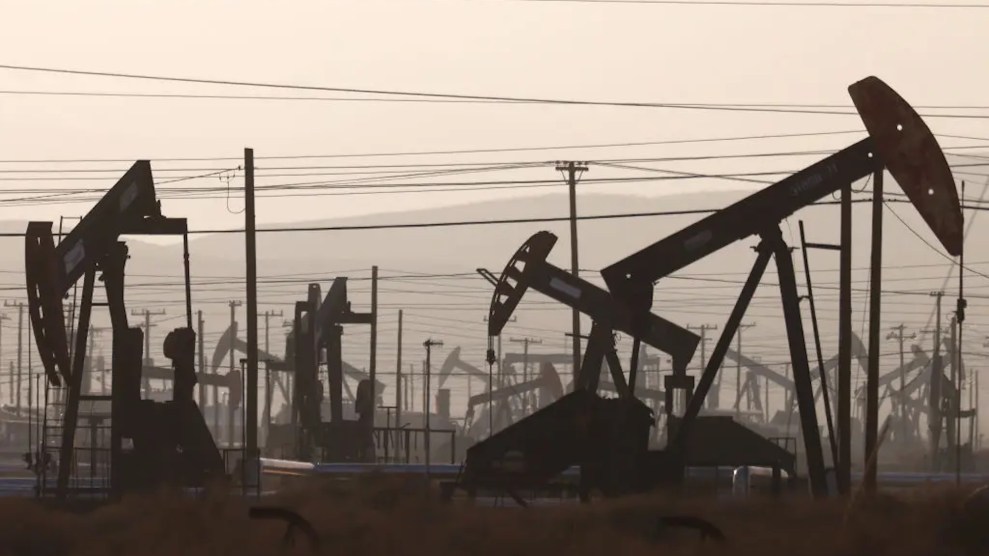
[3, 1, 989, 434]
[1, 0, 988, 232]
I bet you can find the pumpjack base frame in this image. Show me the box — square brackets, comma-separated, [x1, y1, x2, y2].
[454, 389, 798, 504]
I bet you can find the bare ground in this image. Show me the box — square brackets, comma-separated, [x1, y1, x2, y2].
[1, 476, 988, 556]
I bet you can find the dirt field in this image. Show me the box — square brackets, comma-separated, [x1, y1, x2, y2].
[0, 476, 987, 556]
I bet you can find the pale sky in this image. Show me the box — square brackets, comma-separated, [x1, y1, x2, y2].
[2, 1, 989, 441]
[1, 0, 988, 231]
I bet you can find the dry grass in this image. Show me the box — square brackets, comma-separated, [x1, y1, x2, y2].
[0, 477, 986, 556]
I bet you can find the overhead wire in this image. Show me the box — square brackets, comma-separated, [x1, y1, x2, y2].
[3, 63, 989, 119]
[0, 129, 868, 164]
[487, 0, 989, 7]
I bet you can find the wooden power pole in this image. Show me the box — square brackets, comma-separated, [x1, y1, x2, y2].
[4, 302, 24, 412]
[244, 147, 260, 486]
[864, 168, 884, 493]
[556, 161, 588, 380]
[396, 309, 403, 430]
[688, 324, 718, 408]
[423, 338, 443, 478]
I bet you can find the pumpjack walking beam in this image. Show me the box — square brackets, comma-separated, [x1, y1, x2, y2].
[599, 76, 962, 497]
[485, 231, 702, 429]
[486, 232, 701, 378]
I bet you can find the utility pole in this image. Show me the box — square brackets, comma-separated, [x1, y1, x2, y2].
[955, 182, 967, 485]
[396, 310, 403, 431]
[0, 312, 8, 406]
[197, 311, 206, 410]
[951, 312, 964, 483]
[837, 182, 853, 495]
[84, 327, 105, 395]
[978, 337, 987, 452]
[483, 314, 515, 390]
[4, 301, 24, 413]
[228, 300, 242, 447]
[556, 161, 588, 378]
[688, 324, 719, 408]
[369, 266, 378, 430]
[261, 309, 284, 419]
[408, 363, 415, 414]
[929, 290, 945, 470]
[261, 310, 284, 361]
[735, 323, 756, 415]
[423, 338, 443, 479]
[887, 324, 915, 444]
[510, 336, 542, 413]
[486, 336, 496, 438]
[244, 147, 260, 483]
[863, 168, 885, 494]
[131, 308, 166, 366]
[131, 308, 165, 396]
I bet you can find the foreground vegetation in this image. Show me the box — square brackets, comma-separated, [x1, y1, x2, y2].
[1, 476, 988, 555]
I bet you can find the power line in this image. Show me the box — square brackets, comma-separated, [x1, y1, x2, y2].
[492, 0, 989, 7]
[7, 159, 989, 206]
[0, 202, 873, 238]
[0, 145, 909, 176]
[0, 149, 846, 174]
[0, 142, 989, 178]
[0, 170, 817, 206]
[0, 129, 864, 164]
[6, 88, 989, 111]
[1, 129, 983, 166]
[17, 197, 986, 241]
[2, 63, 988, 119]
[2, 195, 987, 236]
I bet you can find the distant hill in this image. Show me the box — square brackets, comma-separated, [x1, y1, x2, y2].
[0, 188, 976, 419]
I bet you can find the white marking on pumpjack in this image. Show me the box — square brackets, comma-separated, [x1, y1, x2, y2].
[549, 277, 582, 299]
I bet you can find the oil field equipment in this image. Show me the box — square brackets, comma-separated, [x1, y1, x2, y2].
[26, 161, 224, 499]
[455, 76, 963, 503]
[283, 279, 377, 463]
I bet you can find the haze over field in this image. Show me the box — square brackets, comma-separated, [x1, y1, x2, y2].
[0, 0, 987, 437]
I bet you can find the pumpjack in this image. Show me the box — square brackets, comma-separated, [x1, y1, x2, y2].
[26, 161, 224, 499]
[211, 322, 381, 407]
[602, 76, 961, 497]
[284, 279, 377, 462]
[439, 347, 566, 435]
[458, 76, 962, 502]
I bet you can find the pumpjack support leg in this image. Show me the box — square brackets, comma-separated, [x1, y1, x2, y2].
[56, 264, 96, 499]
[769, 229, 829, 498]
[628, 338, 642, 396]
[575, 322, 610, 392]
[603, 347, 630, 399]
[676, 241, 773, 444]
